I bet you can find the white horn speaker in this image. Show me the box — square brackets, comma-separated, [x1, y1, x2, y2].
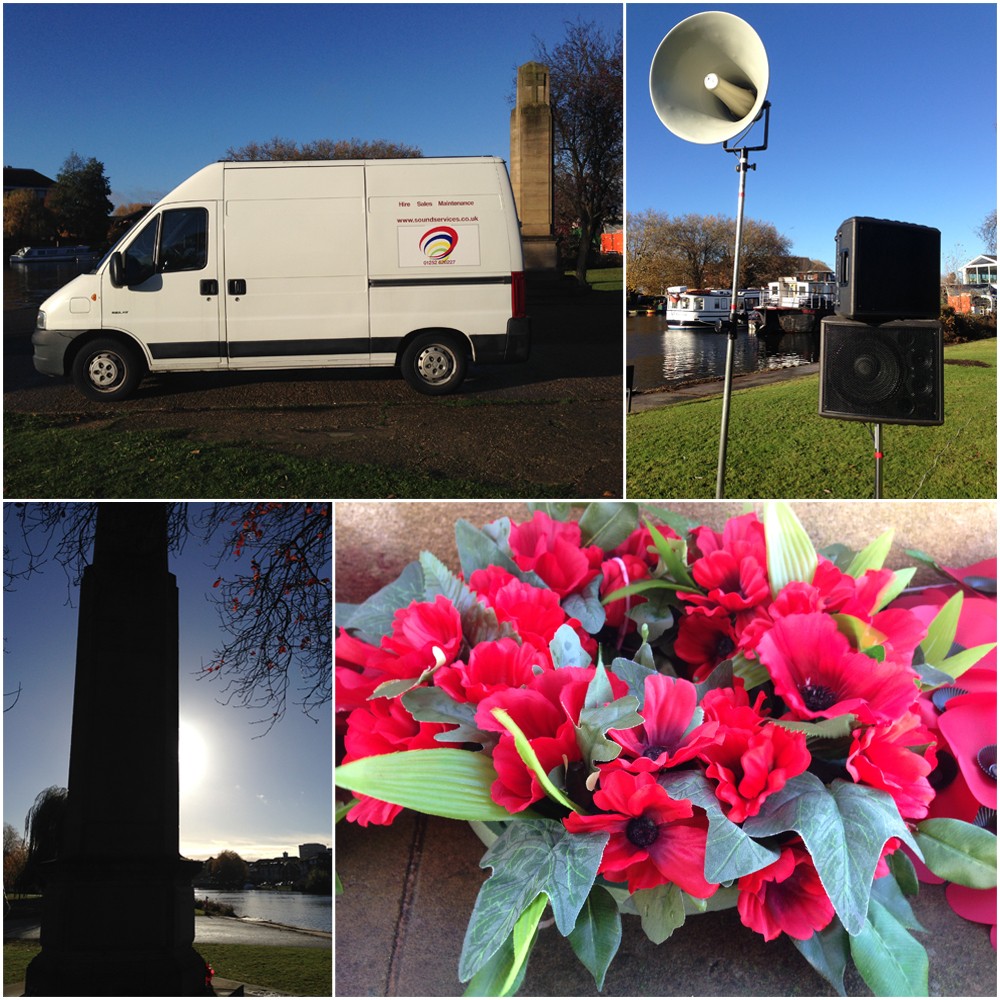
[649, 10, 769, 144]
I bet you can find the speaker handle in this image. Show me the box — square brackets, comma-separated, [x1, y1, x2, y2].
[723, 100, 771, 154]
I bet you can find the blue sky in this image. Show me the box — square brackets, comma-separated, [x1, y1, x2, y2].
[3, 505, 332, 861]
[627, 2, 997, 270]
[3, 1, 623, 207]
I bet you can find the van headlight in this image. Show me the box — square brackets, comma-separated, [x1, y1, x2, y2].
[36, 310, 46, 330]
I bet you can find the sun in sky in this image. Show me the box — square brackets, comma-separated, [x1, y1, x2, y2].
[178, 719, 209, 798]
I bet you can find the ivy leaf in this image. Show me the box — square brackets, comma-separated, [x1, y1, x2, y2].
[455, 519, 546, 588]
[567, 885, 622, 991]
[338, 560, 424, 643]
[849, 895, 929, 997]
[550, 622, 592, 668]
[659, 770, 780, 883]
[458, 820, 609, 981]
[402, 686, 494, 747]
[791, 919, 850, 997]
[763, 501, 818, 598]
[463, 892, 546, 997]
[563, 573, 606, 635]
[579, 501, 638, 549]
[334, 749, 520, 822]
[630, 882, 687, 944]
[913, 818, 998, 888]
[741, 774, 921, 935]
[575, 660, 642, 766]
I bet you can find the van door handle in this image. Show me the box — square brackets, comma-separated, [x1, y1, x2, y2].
[228, 279, 247, 295]
[201, 279, 218, 295]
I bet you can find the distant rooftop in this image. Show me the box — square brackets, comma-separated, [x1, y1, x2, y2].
[3, 166, 56, 189]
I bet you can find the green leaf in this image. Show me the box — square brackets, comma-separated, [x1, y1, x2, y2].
[887, 847, 919, 897]
[463, 892, 546, 997]
[771, 714, 858, 741]
[869, 866, 924, 932]
[791, 920, 850, 997]
[608, 656, 657, 708]
[339, 560, 424, 643]
[849, 896, 929, 997]
[913, 818, 998, 888]
[567, 885, 622, 991]
[871, 566, 917, 611]
[458, 819, 608, 981]
[563, 573, 606, 635]
[845, 528, 895, 577]
[934, 642, 997, 682]
[527, 501, 572, 521]
[490, 707, 581, 813]
[625, 589, 676, 642]
[741, 774, 920, 935]
[920, 591, 962, 666]
[579, 501, 639, 549]
[419, 550, 518, 647]
[631, 882, 687, 944]
[763, 501, 818, 598]
[334, 750, 519, 821]
[659, 770, 780, 883]
[645, 519, 697, 591]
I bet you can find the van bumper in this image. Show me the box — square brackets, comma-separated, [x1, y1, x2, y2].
[473, 317, 531, 364]
[32, 327, 82, 376]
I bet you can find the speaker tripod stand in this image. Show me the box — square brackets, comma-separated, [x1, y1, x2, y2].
[873, 423, 884, 499]
[716, 103, 770, 499]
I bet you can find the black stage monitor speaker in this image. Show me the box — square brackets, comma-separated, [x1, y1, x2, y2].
[835, 217, 940, 321]
[819, 318, 943, 425]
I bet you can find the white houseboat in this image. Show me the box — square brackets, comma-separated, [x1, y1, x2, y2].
[664, 286, 762, 329]
[9, 245, 101, 266]
[750, 270, 836, 334]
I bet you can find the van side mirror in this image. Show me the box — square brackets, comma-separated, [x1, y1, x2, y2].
[109, 252, 125, 288]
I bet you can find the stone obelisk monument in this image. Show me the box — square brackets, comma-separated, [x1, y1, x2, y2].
[510, 61, 559, 272]
[24, 503, 211, 996]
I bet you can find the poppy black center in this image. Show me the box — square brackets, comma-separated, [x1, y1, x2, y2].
[625, 816, 659, 847]
[800, 682, 837, 712]
[642, 744, 669, 759]
[715, 634, 735, 659]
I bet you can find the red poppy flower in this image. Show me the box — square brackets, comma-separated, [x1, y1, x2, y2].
[737, 840, 835, 941]
[435, 637, 547, 705]
[755, 612, 919, 723]
[847, 712, 937, 820]
[382, 595, 464, 667]
[564, 769, 716, 897]
[608, 673, 719, 772]
[342, 695, 452, 826]
[507, 511, 603, 597]
[674, 607, 739, 681]
[599, 552, 651, 631]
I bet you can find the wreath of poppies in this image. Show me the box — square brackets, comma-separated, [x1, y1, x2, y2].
[335, 503, 996, 996]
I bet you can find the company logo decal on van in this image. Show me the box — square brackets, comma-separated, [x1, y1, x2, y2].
[420, 226, 459, 261]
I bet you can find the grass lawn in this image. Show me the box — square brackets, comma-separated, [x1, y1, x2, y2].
[627, 338, 997, 499]
[2, 940, 331, 996]
[1, 412, 563, 499]
[565, 266, 622, 292]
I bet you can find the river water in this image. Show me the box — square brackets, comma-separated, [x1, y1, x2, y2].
[627, 314, 819, 392]
[4, 259, 94, 310]
[196, 888, 332, 933]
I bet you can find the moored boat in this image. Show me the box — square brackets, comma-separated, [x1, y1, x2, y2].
[9, 245, 101, 266]
[664, 286, 760, 329]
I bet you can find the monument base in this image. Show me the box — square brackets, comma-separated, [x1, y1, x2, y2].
[521, 236, 560, 274]
[23, 856, 213, 997]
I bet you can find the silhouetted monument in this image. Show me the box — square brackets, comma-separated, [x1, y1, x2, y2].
[24, 503, 212, 996]
[510, 61, 559, 272]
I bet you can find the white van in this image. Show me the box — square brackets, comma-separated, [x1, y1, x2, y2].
[32, 156, 531, 400]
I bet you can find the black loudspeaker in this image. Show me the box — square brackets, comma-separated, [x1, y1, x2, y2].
[819, 318, 943, 425]
[835, 217, 940, 321]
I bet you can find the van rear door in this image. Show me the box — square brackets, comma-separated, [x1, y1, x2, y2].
[222, 163, 369, 368]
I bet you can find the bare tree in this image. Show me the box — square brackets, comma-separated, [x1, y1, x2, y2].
[3, 503, 331, 731]
[976, 209, 997, 255]
[225, 137, 422, 161]
[534, 19, 623, 286]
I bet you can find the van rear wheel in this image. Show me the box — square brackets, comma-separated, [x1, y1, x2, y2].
[400, 333, 468, 395]
[71, 337, 146, 401]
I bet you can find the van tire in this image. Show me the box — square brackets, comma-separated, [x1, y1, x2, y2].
[71, 337, 146, 401]
[400, 333, 468, 394]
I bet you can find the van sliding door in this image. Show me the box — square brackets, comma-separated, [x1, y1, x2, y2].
[222, 164, 369, 368]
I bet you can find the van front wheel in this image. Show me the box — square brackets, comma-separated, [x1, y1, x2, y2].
[400, 333, 468, 395]
[71, 337, 146, 401]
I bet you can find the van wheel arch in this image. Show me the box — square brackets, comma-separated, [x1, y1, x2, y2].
[398, 329, 470, 395]
[69, 331, 148, 402]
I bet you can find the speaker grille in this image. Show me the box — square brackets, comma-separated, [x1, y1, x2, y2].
[819, 319, 943, 425]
